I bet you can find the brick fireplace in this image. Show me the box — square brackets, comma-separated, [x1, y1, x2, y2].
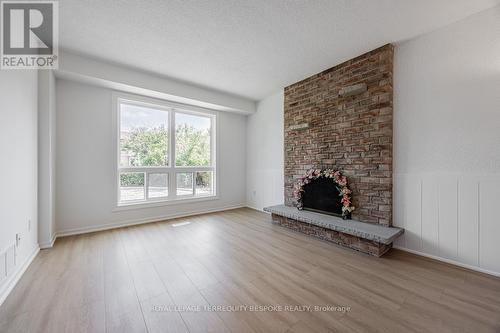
[284, 44, 394, 226]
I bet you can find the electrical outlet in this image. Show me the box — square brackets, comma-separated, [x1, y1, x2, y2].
[15, 234, 21, 247]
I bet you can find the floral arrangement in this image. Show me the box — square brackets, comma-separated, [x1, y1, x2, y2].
[293, 168, 355, 217]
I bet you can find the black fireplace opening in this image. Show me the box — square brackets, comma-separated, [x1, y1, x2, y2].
[301, 177, 344, 217]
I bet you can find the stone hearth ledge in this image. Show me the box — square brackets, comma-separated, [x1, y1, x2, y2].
[263, 205, 404, 245]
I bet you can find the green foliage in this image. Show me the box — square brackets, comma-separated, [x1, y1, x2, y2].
[122, 126, 168, 166]
[175, 124, 210, 166]
[121, 124, 210, 168]
[120, 173, 144, 186]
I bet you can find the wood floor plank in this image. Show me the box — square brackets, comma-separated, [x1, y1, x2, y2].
[0, 299, 106, 333]
[128, 260, 167, 302]
[103, 229, 148, 333]
[1, 208, 500, 333]
[140, 292, 190, 333]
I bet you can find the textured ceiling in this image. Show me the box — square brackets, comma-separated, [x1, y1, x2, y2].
[59, 0, 500, 101]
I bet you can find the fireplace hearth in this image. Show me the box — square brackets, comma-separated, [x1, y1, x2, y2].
[263, 205, 404, 257]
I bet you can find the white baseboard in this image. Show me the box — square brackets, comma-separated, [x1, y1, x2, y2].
[0, 246, 40, 306]
[245, 204, 276, 214]
[39, 233, 57, 249]
[1, 206, 245, 305]
[247, 204, 500, 278]
[394, 246, 500, 278]
[49, 204, 245, 241]
[245, 204, 263, 212]
[37, 206, 500, 280]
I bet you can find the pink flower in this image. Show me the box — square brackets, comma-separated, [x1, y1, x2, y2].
[338, 176, 347, 186]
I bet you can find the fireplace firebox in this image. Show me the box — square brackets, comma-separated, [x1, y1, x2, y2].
[294, 169, 354, 219]
[301, 177, 345, 218]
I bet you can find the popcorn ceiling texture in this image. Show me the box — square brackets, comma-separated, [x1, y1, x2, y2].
[58, 1, 495, 100]
[284, 45, 394, 226]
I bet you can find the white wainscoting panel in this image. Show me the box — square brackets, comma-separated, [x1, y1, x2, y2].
[5, 245, 15, 275]
[458, 177, 479, 266]
[393, 174, 405, 248]
[438, 176, 458, 260]
[0, 252, 6, 284]
[394, 173, 500, 276]
[479, 176, 500, 273]
[421, 175, 439, 256]
[246, 169, 284, 211]
[404, 177, 422, 252]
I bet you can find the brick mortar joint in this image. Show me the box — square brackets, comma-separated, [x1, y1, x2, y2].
[283, 44, 394, 226]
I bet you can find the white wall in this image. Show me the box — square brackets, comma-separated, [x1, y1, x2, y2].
[55, 79, 246, 235]
[57, 51, 256, 115]
[0, 70, 39, 303]
[393, 6, 500, 275]
[38, 70, 57, 248]
[246, 91, 284, 210]
[248, 7, 500, 276]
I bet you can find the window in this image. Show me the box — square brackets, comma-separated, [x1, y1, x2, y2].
[116, 96, 216, 206]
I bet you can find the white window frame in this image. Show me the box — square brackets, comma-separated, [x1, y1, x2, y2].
[112, 92, 218, 209]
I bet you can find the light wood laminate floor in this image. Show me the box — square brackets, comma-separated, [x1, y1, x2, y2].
[1, 208, 499, 333]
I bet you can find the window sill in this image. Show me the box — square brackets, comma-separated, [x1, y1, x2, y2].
[113, 195, 219, 212]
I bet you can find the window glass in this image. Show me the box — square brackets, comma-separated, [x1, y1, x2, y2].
[176, 173, 194, 196]
[120, 172, 145, 201]
[120, 103, 168, 167]
[196, 172, 213, 196]
[117, 99, 215, 206]
[148, 173, 168, 199]
[175, 113, 211, 166]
